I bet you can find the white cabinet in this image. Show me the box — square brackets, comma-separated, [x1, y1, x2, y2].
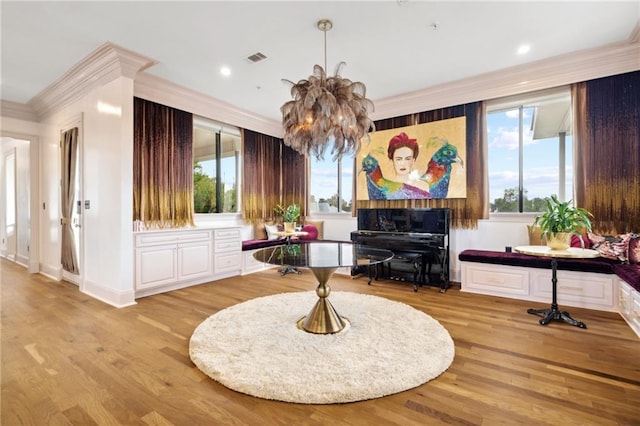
[461, 262, 530, 298]
[530, 270, 616, 311]
[135, 230, 213, 293]
[135, 245, 178, 289]
[619, 280, 640, 337]
[460, 260, 618, 312]
[213, 228, 242, 278]
[242, 249, 269, 275]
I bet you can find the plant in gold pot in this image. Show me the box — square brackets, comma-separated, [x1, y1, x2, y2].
[531, 195, 593, 250]
[282, 203, 301, 233]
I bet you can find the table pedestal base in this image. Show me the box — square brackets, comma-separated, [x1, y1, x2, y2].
[526, 257, 587, 329]
[527, 307, 587, 328]
[278, 265, 300, 276]
[300, 267, 346, 334]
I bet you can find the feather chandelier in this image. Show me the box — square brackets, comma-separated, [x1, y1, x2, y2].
[281, 19, 375, 161]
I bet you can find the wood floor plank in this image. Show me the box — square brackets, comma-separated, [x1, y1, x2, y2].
[2, 258, 639, 425]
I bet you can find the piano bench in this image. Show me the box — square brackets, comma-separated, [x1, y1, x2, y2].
[373, 251, 423, 292]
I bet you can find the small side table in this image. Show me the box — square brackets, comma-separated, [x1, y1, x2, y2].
[515, 245, 599, 329]
[273, 230, 308, 275]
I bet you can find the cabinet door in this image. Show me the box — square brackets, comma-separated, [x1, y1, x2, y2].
[178, 241, 213, 281]
[136, 246, 178, 290]
[215, 252, 242, 275]
[531, 270, 615, 311]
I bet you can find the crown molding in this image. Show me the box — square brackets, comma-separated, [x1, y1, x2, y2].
[371, 35, 639, 121]
[0, 100, 37, 122]
[134, 73, 283, 138]
[27, 42, 157, 120]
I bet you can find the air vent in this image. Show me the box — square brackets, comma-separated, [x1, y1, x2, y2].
[246, 52, 267, 63]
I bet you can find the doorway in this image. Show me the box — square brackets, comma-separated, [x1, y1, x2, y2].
[3, 149, 17, 261]
[1, 135, 37, 270]
[60, 126, 83, 286]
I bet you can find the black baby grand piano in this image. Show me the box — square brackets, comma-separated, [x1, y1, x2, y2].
[351, 208, 451, 292]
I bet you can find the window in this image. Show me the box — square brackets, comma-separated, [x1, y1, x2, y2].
[487, 88, 573, 213]
[309, 147, 353, 213]
[192, 116, 241, 213]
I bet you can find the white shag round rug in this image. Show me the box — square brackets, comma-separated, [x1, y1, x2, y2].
[189, 291, 455, 404]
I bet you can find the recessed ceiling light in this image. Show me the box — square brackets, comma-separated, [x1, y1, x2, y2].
[517, 44, 531, 55]
[220, 66, 231, 76]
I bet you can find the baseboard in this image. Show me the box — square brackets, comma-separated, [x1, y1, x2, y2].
[39, 263, 62, 281]
[83, 279, 137, 308]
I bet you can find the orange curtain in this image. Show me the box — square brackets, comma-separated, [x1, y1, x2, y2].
[133, 98, 194, 229]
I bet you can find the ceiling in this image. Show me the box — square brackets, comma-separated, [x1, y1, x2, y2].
[1, 1, 639, 123]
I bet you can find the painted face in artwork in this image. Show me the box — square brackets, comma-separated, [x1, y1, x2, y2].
[392, 146, 416, 181]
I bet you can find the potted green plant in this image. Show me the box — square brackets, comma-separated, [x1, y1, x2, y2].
[531, 195, 593, 250]
[273, 203, 285, 221]
[282, 203, 301, 233]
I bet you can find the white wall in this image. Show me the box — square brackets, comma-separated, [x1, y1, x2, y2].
[36, 76, 136, 307]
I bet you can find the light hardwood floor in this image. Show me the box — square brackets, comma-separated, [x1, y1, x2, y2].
[2, 258, 639, 425]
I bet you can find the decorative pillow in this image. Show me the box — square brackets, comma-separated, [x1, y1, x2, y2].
[628, 234, 640, 264]
[265, 224, 280, 240]
[588, 232, 632, 262]
[527, 225, 546, 245]
[570, 234, 592, 249]
[254, 222, 268, 240]
[299, 224, 318, 240]
[305, 219, 324, 240]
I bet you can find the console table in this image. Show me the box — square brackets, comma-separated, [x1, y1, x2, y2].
[515, 245, 600, 328]
[253, 242, 393, 334]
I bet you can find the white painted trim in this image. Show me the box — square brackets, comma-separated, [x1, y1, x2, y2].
[39, 263, 62, 281]
[372, 36, 639, 121]
[83, 278, 137, 308]
[15, 253, 29, 267]
[134, 73, 283, 138]
[12, 25, 639, 138]
[0, 100, 37, 122]
[0, 131, 41, 274]
[27, 42, 157, 120]
[133, 32, 639, 138]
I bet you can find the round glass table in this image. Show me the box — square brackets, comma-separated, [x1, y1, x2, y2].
[253, 242, 394, 334]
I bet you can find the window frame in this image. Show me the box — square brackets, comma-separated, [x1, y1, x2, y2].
[192, 116, 242, 215]
[308, 150, 354, 215]
[486, 86, 572, 214]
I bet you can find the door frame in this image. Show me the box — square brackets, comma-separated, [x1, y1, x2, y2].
[60, 116, 84, 286]
[2, 148, 17, 261]
[0, 131, 40, 273]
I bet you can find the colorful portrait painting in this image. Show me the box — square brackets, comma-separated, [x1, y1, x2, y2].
[356, 117, 467, 200]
